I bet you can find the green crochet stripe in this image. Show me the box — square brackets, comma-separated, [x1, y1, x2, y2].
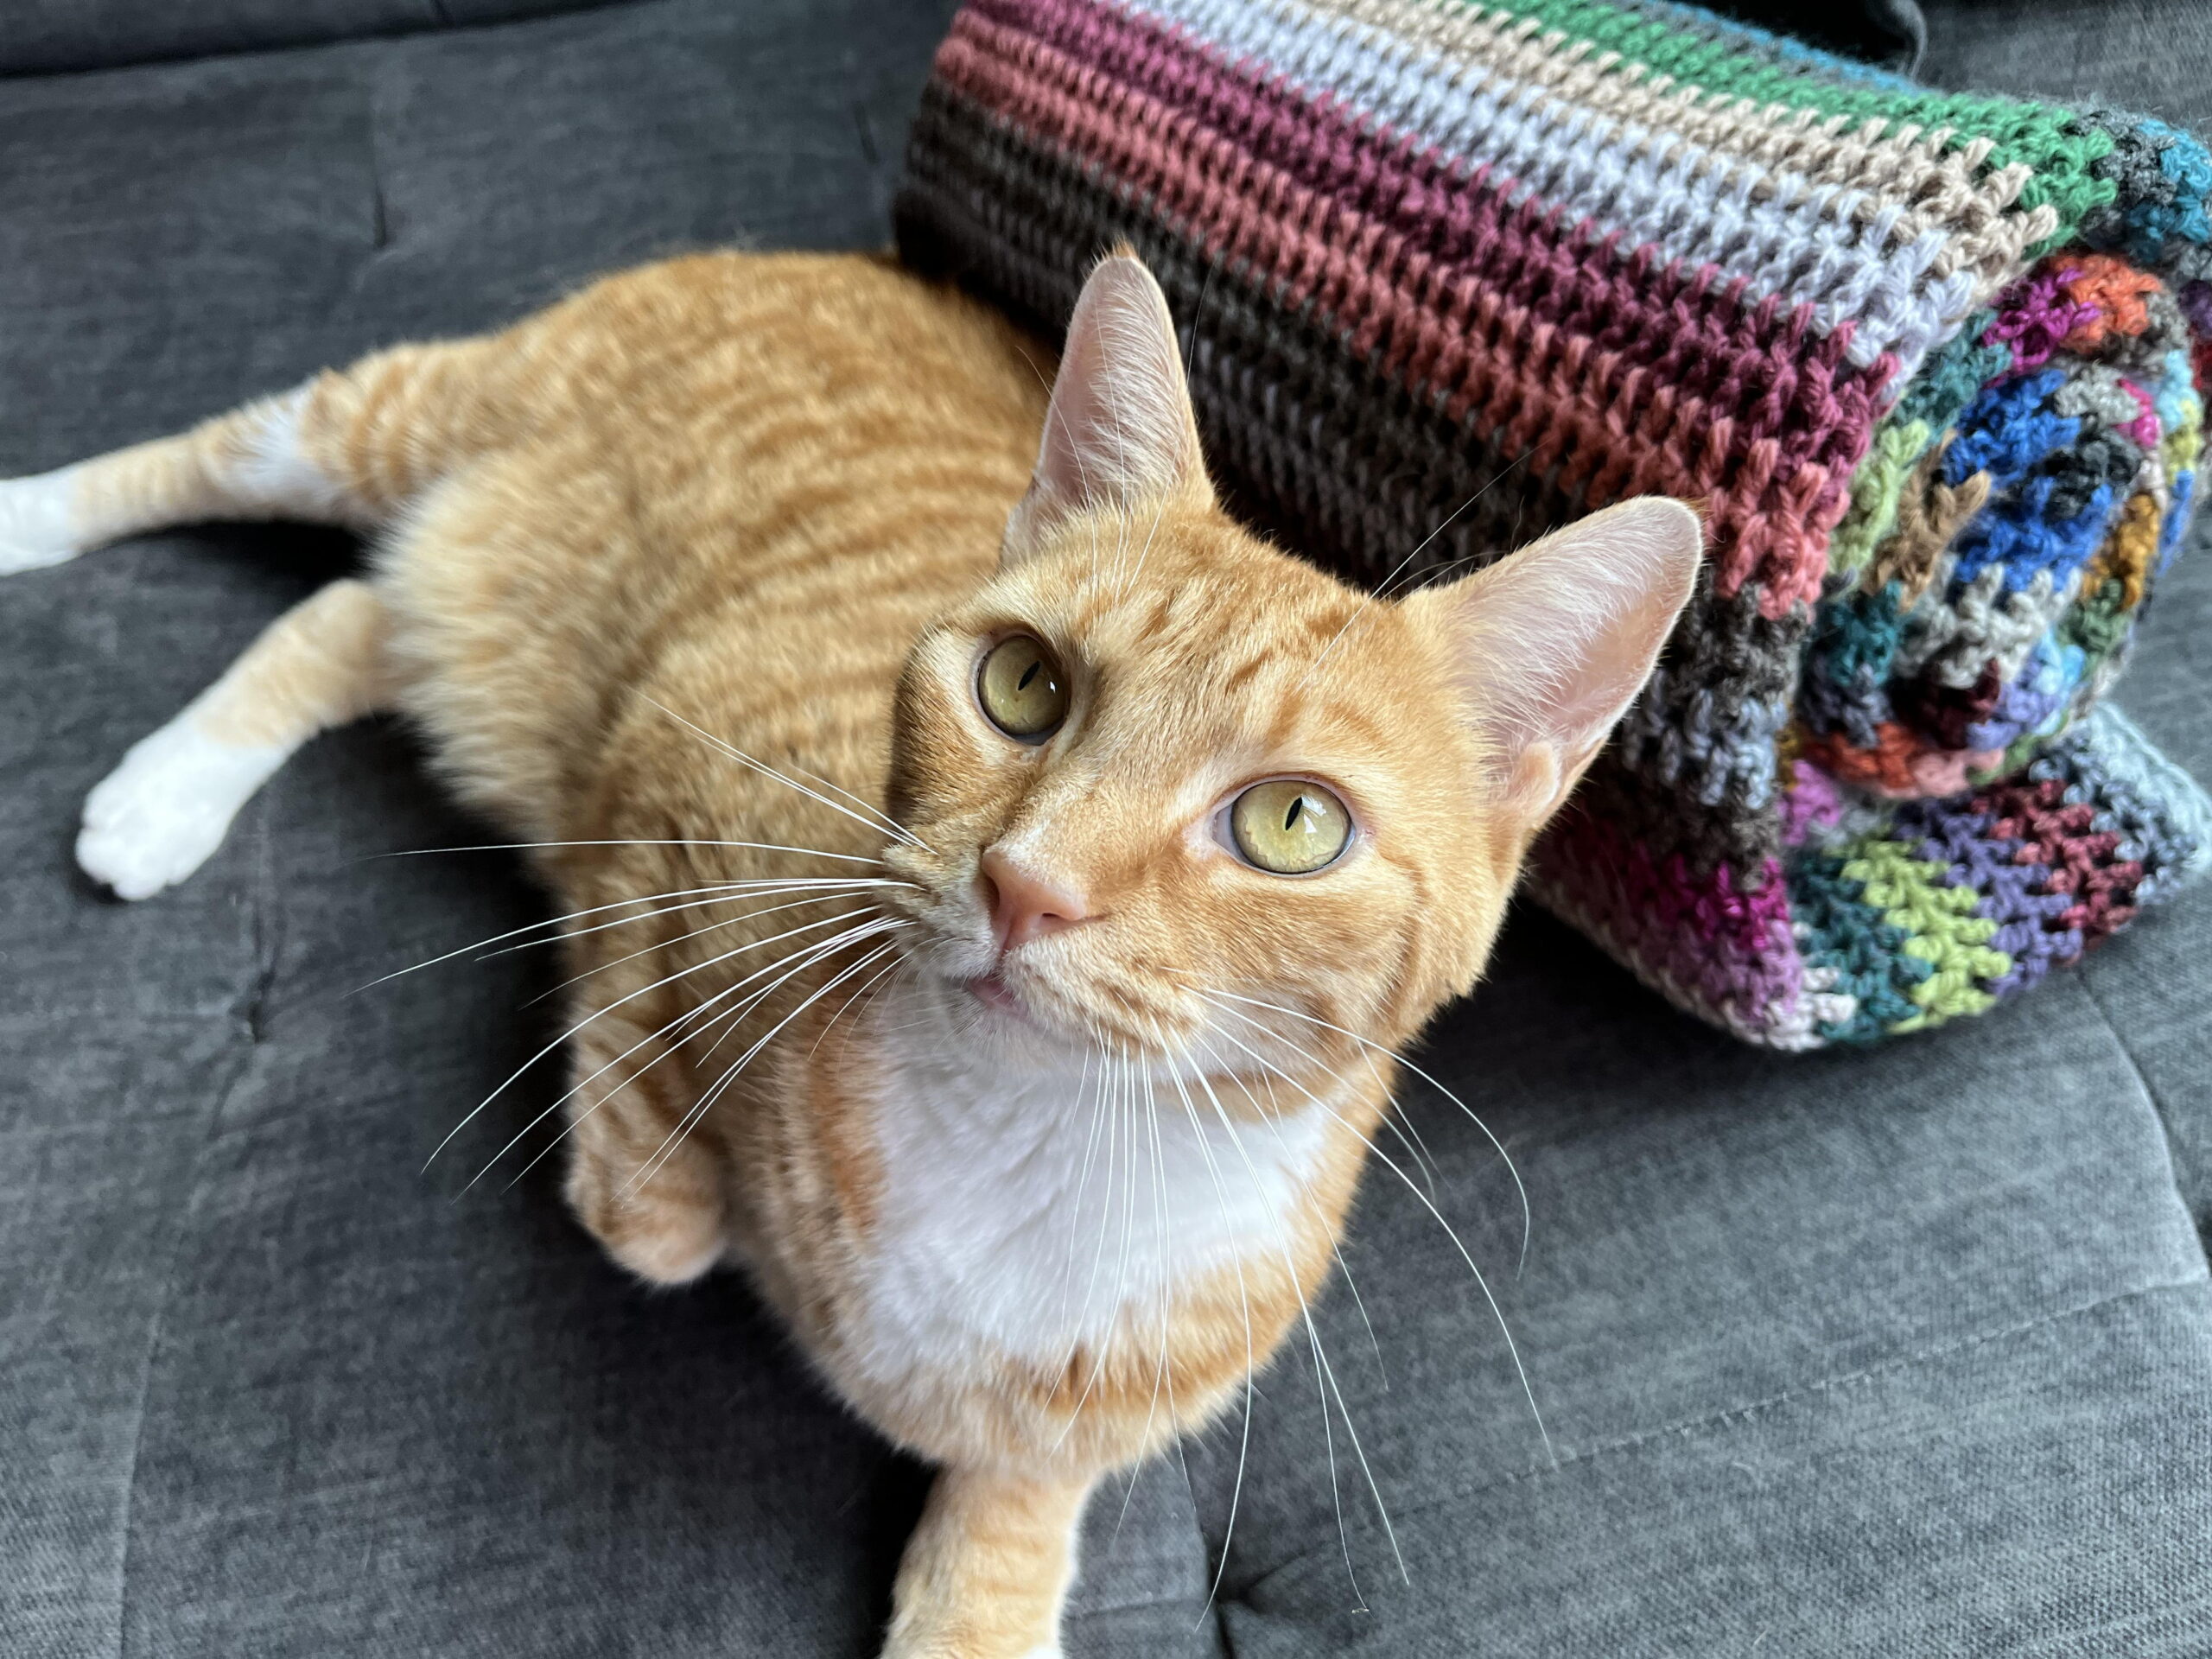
[1840, 839, 2012, 1030]
[1479, 0, 2118, 236]
[1828, 418, 1932, 580]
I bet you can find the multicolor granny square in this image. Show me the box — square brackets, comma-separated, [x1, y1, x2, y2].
[896, 0, 2212, 1046]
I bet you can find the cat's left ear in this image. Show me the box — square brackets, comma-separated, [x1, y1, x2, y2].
[1402, 497, 1703, 833]
[1003, 251, 1214, 563]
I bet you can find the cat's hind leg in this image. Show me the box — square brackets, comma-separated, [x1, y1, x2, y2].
[0, 380, 373, 574]
[79, 578, 392, 899]
[0, 340, 494, 572]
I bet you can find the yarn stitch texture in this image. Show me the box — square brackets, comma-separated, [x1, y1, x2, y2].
[893, 0, 2212, 1047]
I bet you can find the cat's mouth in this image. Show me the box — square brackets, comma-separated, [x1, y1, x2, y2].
[960, 968, 1038, 1027]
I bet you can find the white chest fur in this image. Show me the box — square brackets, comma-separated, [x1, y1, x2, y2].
[848, 988, 1335, 1382]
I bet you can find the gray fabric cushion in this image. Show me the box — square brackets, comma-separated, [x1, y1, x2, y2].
[3, 2, 2210, 1656]
[0, 1, 639, 77]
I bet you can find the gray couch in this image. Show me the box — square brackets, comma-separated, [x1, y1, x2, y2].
[5, 3, 2210, 1654]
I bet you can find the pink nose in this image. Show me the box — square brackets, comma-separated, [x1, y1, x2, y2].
[977, 846, 1090, 953]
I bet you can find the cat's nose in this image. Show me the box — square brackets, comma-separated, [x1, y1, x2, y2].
[977, 846, 1090, 953]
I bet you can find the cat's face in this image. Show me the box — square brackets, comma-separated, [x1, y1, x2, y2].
[885, 510, 1515, 1061]
[878, 253, 1700, 1072]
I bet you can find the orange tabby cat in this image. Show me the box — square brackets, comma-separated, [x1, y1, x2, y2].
[0, 249, 1700, 1657]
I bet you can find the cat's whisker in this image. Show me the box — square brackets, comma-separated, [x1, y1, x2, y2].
[428, 906, 890, 1174]
[789, 756, 930, 855]
[643, 696, 931, 853]
[524, 885, 904, 1007]
[1211, 1047, 1389, 1392]
[809, 946, 907, 1058]
[1109, 1051, 1178, 1548]
[1298, 445, 1536, 690]
[1180, 1049, 1398, 1602]
[493, 876, 912, 963]
[1050, 1046, 1136, 1442]
[460, 912, 896, 1193]
[1200, 1003, 1555, 1471]
[624, 931, 906, 1198]
[372, 837, 886, 864]
[497, 924, 875, 1196]
[1197, 985, 1529, 1273]
[1053, 1045, 1111, 1336]
[352, 879, 768, 993]
[1148, 1036, 1271, 1618]
[588, 930, 901, 1204]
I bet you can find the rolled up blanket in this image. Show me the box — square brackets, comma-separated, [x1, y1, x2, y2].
[895, 0, 2212, 1046]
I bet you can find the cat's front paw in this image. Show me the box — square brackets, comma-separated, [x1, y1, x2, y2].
[0, 467, 87, 574]
[77, 719, 287, 899]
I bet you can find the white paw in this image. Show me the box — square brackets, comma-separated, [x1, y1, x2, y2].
[78, 718, 289, 899]
[0, 466, 86, 574]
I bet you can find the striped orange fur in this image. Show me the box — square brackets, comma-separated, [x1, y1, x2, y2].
[3, 248, 1700, 1656]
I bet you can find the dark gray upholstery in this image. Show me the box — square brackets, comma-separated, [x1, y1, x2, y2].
[3, 3, 2209, 1655]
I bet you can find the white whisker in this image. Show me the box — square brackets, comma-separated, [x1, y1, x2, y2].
[375, 837, 886, 864]
[1201, 1003, 1554, 1470]
[426, 906, 888, 1175]
[1201, 987, 1529, 1272]
[643, 696, 930, 852]
[625, 933, 905, 1197]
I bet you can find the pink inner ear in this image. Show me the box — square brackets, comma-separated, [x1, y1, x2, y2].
[1018, 256, 1211, 543]
[1410, 497, 1702, 814]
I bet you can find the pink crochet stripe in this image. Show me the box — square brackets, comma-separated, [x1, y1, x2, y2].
[937, 0, 1890, 611]
[1534, 811, 1808, 1036]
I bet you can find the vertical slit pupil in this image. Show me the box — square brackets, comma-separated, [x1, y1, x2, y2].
[1017, 660, 1040, 691]
[1283, 795, 1306, 832]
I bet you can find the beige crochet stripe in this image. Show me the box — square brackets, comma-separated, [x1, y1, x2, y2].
[1293, 0, 2056, 296]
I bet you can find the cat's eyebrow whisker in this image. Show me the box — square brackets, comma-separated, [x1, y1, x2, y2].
[427, 906, 889, 1174]
[1299, 444, 1536, 689]
[1196, 985, 1529, 1272]
[642, 696, 931, 853]
[1200, 1001, 1555, 1471]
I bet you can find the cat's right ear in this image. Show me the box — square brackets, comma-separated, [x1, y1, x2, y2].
[1002, 252, 1214, 565]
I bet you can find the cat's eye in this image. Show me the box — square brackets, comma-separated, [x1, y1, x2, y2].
[976, 635, 1068, 741]
[1230, 779, 1351, 875]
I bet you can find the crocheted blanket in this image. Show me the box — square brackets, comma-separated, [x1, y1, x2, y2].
[894, 0, 2212, 1047]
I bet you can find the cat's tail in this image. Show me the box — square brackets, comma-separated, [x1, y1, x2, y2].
[0, 337, 500, 575]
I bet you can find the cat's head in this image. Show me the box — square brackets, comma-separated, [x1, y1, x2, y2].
[882, 253, 1699, 1073]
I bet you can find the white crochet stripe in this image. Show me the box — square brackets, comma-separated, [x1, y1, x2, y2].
[1119, 0, 2012, 374]
[1324, 0, 2042, 287]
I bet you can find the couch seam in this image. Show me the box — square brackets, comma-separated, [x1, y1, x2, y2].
[1226, 1274, 2209, 1602]
[111, 796, 278, 1656]
[107, 1039, 259, 1659]
[2073, 963, 2209, 1261]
